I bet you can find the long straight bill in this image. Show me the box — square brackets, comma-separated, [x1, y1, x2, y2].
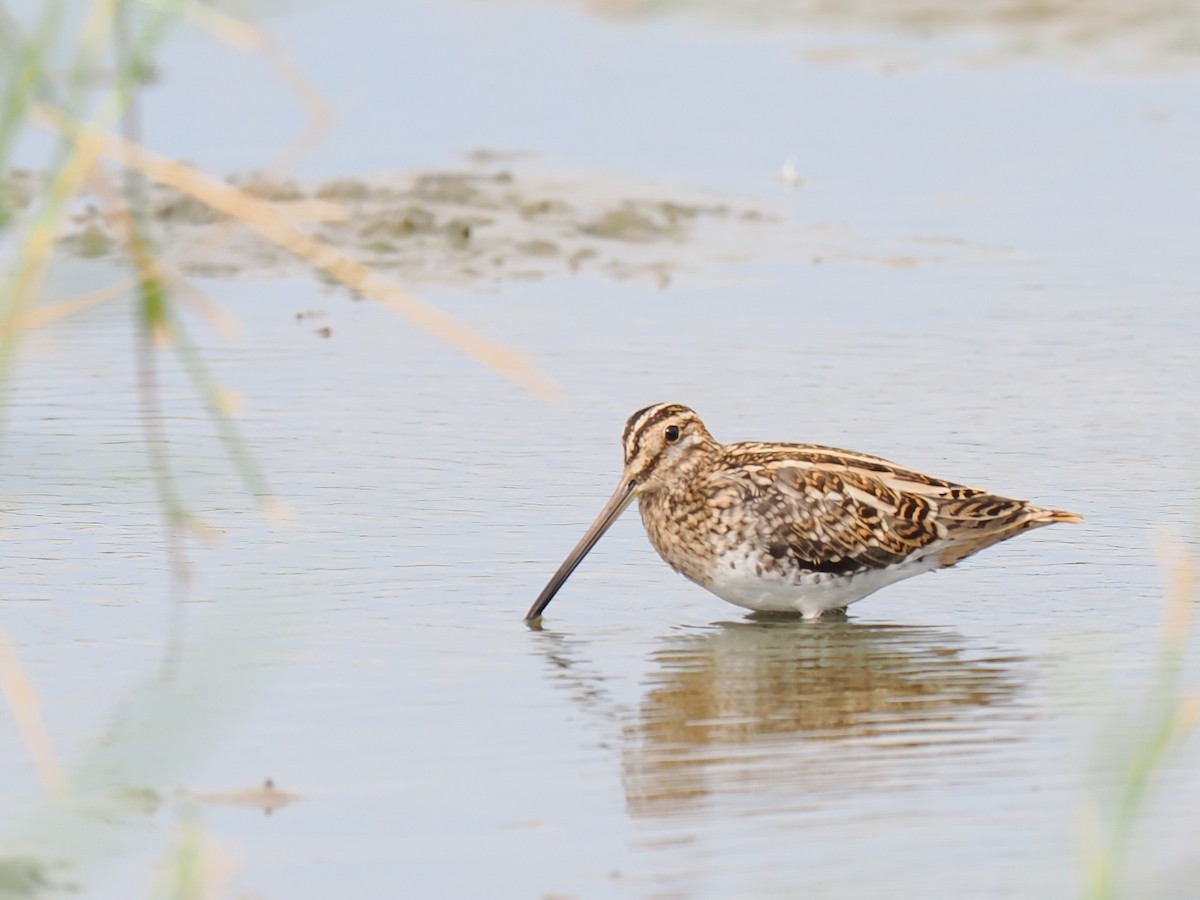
[524, 479, 637, 621]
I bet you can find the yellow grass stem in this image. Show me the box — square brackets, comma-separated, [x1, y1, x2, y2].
[0, 278, 131, 333]
[0, 626, 68, 797]
[138, 0, 337, 173]
[1, 96, 122, 352]
[140, 0, 265, 53]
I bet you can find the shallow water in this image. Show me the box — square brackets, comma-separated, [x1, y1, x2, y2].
[2, 1, 1199, 897]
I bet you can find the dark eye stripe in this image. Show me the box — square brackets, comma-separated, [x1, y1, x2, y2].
[626, 404, 688, 462]
[623, 403, 671, 447]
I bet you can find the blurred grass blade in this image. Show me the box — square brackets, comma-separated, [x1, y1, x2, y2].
[0, 602, 279, 895]
[0, 278, 130, 333]
[0, 626, 68, 797]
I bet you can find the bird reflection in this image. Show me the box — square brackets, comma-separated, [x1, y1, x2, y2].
[526, 615, 1027, 820]
[623, 618, 1025, 817]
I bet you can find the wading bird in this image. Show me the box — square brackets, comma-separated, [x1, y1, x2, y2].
[525, 403, 1080, 622]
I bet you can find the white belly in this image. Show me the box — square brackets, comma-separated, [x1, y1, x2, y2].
[702, 549, 942, 619]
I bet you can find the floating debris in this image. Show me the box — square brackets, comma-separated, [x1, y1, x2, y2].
[180, 777, 300, 815]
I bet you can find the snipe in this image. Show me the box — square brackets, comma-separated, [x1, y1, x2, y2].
[525, 403, 1080, 621]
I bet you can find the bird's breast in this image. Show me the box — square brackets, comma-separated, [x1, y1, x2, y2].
[636, 488, 777, 586]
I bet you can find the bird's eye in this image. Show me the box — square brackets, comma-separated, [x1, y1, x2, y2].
[665, 425, 681, 442]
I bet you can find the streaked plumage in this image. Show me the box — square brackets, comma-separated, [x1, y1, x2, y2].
[525, 404, 1081, 621]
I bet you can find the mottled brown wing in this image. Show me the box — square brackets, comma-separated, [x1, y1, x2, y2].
[710, 444, 1072, 575]
[764, 464, 947, 574]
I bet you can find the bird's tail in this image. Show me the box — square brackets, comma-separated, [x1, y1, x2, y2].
[1030, 507, 1083, 524]
[935, 502, 1081, 568]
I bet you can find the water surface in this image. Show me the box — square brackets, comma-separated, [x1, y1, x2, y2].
[1, 1, 1198, 897]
